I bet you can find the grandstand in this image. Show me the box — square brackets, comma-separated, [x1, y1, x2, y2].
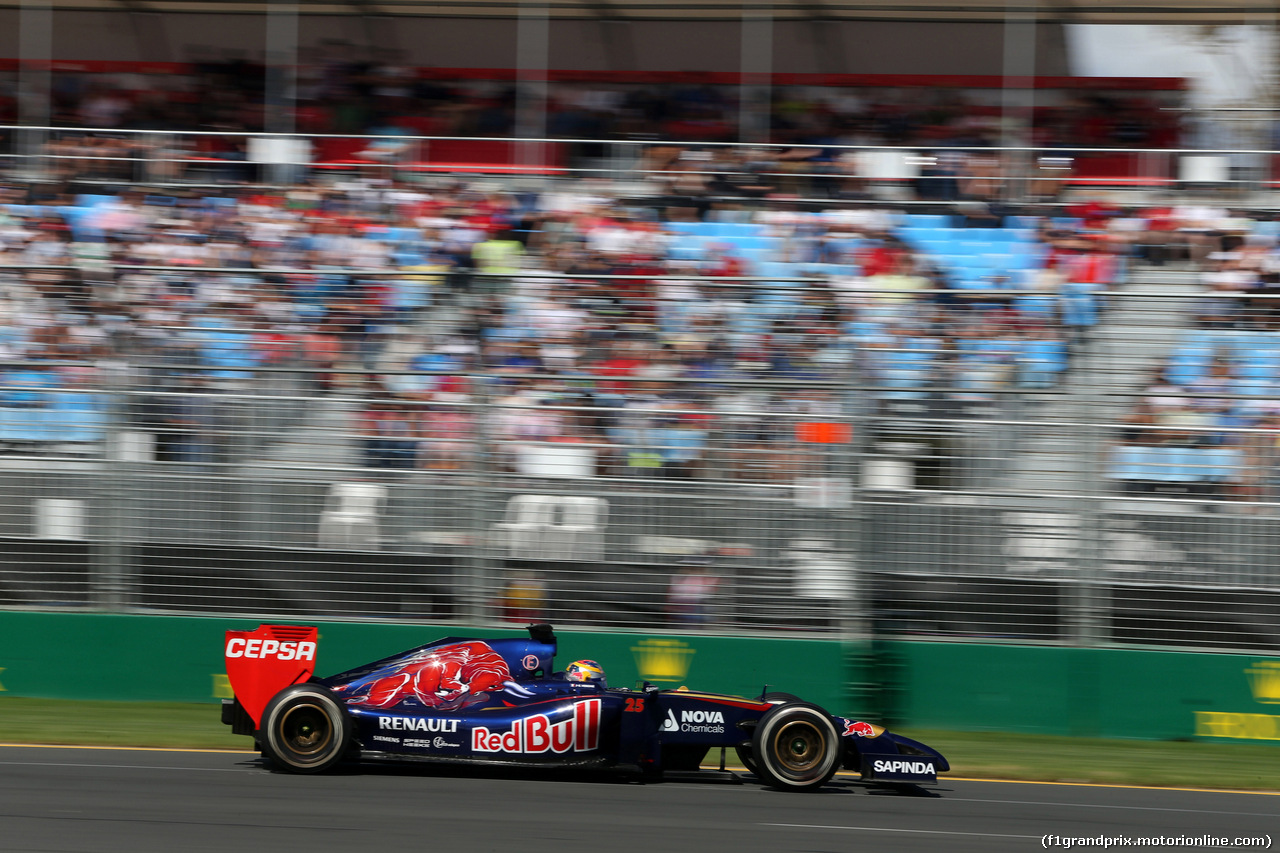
[0, 1, 1277, 659]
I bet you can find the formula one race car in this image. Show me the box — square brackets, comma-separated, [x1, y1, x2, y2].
[221, 623, 948, 791]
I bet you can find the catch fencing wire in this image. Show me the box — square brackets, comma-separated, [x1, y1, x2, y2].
[0, 264, 1277, 649]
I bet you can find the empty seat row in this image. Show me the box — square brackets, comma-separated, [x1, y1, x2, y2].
[1108, 445, 1243, 483]
[665, 221, 767, 238]
[0, 394, 109, 444]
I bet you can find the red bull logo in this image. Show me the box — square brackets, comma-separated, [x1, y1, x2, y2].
[844, 719, 879, 738]
[340, 641, 511, 711]
[472, 699, 602, 754]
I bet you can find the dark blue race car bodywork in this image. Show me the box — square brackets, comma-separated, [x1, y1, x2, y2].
[222, 623, 948, 791]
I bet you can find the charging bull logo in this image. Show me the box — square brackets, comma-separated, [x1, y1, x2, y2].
[843, 719, 880, 738]
[337, 641, 511, 712]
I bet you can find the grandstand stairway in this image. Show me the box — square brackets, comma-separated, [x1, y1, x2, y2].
[253, 307, 472, 469]
[257, 396, 363, 468]
[994, 264, 1202, 497]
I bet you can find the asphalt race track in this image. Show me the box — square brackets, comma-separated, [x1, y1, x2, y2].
[1, 745, 1275, 853]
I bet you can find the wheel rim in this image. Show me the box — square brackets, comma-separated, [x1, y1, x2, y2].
[279, 703, 333, 758]
[772, 720, 825, 775]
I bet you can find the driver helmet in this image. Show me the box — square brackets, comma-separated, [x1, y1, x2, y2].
[564, 659, 606, 687]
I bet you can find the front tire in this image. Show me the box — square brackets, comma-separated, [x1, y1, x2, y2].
[260, 684, 352, 774]
[749, 702, 840, 791]
[736, 692, 804, 775]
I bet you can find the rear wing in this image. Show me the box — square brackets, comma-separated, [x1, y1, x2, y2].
[224, 625, 319, 727]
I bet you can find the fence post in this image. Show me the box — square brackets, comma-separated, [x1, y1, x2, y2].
[843, 356, 878, 716]
[1069, 338, 1110, 647]
[93, 385, 134, 611]
[464, 375, 497, 625]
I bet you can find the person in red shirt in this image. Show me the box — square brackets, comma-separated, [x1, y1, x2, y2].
[857, 236, 909, 278]
[590, 340, 646, 395]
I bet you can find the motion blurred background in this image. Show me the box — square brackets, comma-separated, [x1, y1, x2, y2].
[0, 0, 1278, 743]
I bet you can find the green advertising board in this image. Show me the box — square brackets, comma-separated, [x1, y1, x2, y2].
[2, 611, 1276, 743]
[0, 611, 850, 716]
[880, 640, 1280, 743]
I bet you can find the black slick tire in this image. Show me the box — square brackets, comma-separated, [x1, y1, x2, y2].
[736, 692, 804, 775]
[260, 684, 351, 774]
[749, 701, 840, 791]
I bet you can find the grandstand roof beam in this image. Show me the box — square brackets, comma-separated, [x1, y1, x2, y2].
[580, 0, 638, 70]
[516, 0, 550, 164]
[798, 1, 851, 74]
[4, 0, 1279, 25]
[740, 0, 772, 143]
[265, 0, 297, 138]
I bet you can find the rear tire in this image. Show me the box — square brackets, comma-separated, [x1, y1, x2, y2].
[260, 684, 351, 774]
[749, 702, 840, 791]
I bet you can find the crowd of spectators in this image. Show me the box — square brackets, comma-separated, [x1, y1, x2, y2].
[0, 169, 1143, 482]
[1098, 203, 1280, 502]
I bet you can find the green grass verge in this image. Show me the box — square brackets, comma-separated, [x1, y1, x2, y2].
[1, 697, 1276, 790]
[0, 697, 247, 751]
[897, 729, 1279, 791]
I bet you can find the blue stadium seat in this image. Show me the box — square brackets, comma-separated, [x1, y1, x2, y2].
[385, 227, 421, 244]
[987, 228, 1036, 243]
[952, 272, 997, 291]
[903, 214, 952, 228]
[1163, 446, 1204, 482]
[879, 349, 934, 399]
[0, 370, 60, 407]
[1166, 346, 1213, 385]
[1250, 220, 1280, 244]
[1019, 339, 1068, 387]
[1060, 281, 1099, 328]
[901, 225, 952, 242]
[917, 238, 953, 257]
[1200, 446, 1243, 482]
[665, 222, 703, 234]
[845, 321, 886, 341]
[654, 427, 707, 464]
[757, 261, 802, 286]
[978, 253, 1014, 270]
[1233, 355, 1278, 381]
[1230, 378, 1273, 397]
[946, 254, 987, 270]
[191, 320, 258, 379]
[1015, 294, 1057, 318]
[392, 252, 425, 267]
[1108, 445, 1155, 481]
[706, 222, 764, 239]
[50, 392, 108, 443]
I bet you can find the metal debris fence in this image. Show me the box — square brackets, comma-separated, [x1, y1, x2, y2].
[1, 269, 1279, 652]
